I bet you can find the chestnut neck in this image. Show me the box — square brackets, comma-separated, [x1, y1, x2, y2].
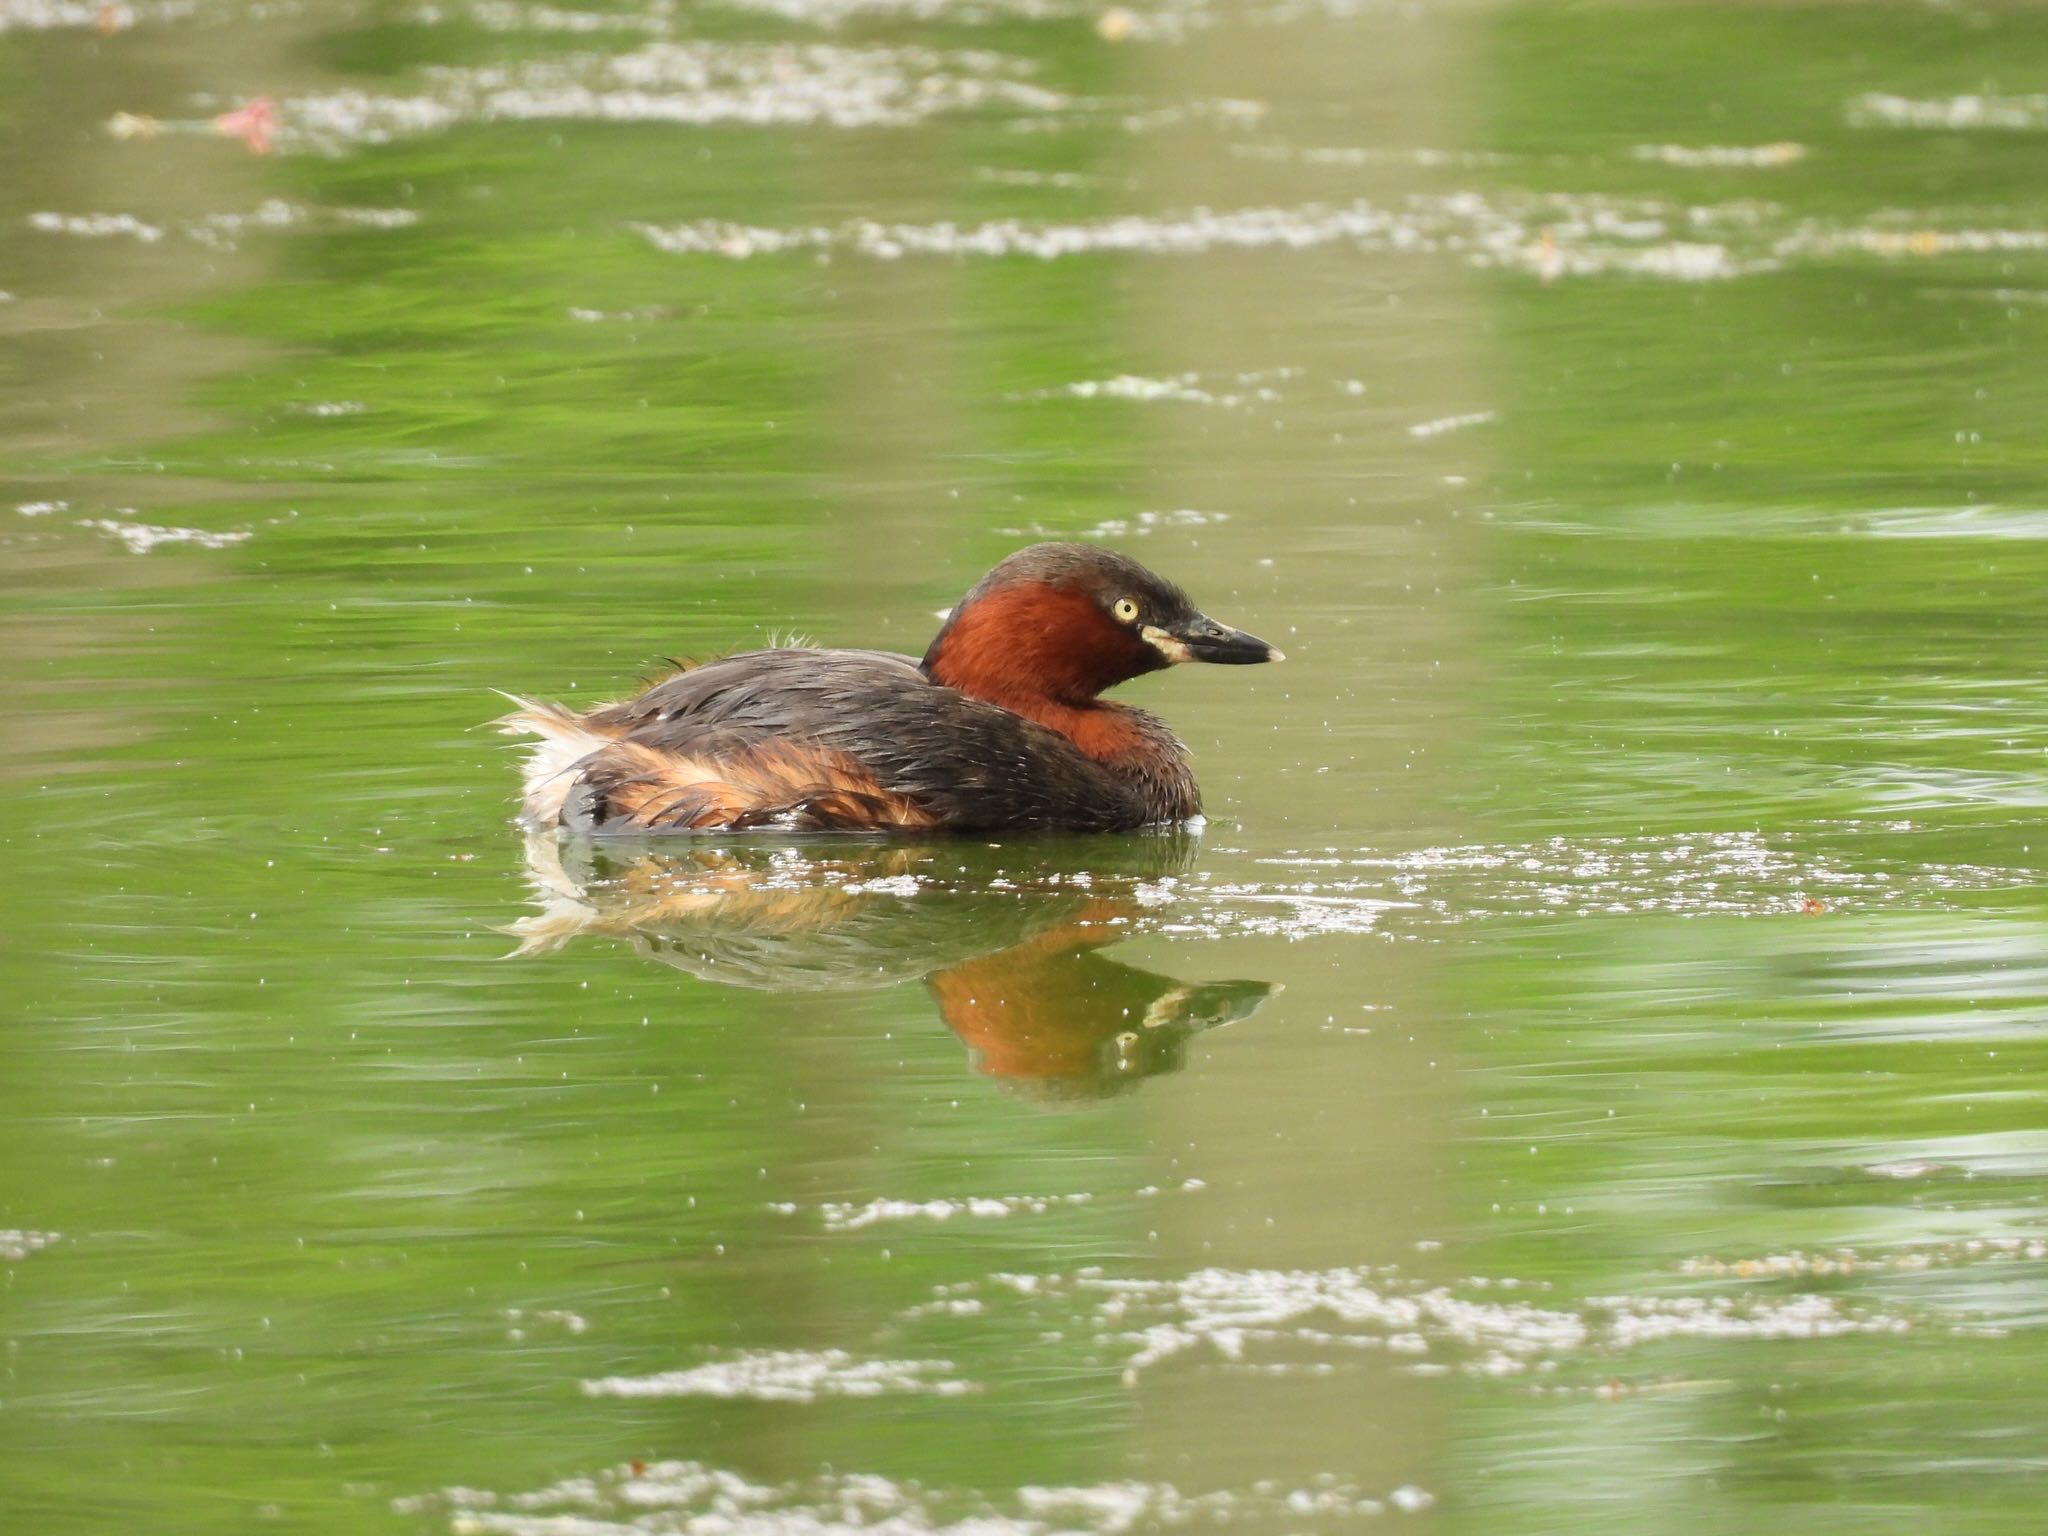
[923, 582, 1151, 762]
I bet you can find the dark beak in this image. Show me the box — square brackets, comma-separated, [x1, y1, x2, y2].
[1173, 614, 1285, 665]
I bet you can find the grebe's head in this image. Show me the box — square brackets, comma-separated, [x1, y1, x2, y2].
[922, 543, 1282, 706]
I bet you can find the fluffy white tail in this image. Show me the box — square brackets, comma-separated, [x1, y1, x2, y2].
[493, 691, 611, 826]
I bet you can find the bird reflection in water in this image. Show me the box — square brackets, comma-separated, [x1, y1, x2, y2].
[505, 832, 1273, 1098]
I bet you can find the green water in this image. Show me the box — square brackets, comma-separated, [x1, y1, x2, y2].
[3, 2, 2045, 1532]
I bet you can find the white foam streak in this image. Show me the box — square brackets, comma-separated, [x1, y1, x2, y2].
[913, 1261, 1920, 1386]
[782, 1194, 1096, 1231]
[581, 1348, 975, 1401]
[0, 1, 194, 32]
[634, 192, 1768, 280]
[1407, 409, 1495, 439]
[77, 518, 251, 554]
[401, 1458, 1434, 1535]
[1850, 91, 2048, 130]
[28, 200, 417, 251]
[280, 40, 1063, 152]
[0, 1230, 60, 1261]
[1631, 142, 1805, 168]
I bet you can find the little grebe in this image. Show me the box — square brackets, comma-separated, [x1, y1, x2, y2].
[499, 542, 1281, 834]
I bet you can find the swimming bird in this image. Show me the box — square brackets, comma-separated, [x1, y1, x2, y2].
[499, 542, 1281, 834]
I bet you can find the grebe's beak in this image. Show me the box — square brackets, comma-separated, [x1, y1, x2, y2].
[1146, 615, 1285, 665]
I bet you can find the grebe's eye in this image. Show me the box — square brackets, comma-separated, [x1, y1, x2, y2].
[1112, 596, 1140, 623]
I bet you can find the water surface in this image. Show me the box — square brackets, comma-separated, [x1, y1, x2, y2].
[2, 2, 2045, 1533]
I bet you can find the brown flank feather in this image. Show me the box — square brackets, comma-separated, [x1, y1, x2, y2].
[575, 740, 938, 833]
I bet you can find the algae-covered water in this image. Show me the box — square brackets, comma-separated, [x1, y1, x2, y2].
[3, 2, 2046, 1532]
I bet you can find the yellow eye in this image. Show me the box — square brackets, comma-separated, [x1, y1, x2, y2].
[1112, 596, 1139, 623]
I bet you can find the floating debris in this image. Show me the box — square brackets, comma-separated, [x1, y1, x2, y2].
[634, 181, 2048, 282]
[105, 110, 163, 141]
[987, 509, 1233, 542]
[1173, 828, 2032, 937]
[276, 39, 1065, 153]
[398, 1457, 1434, 1534]
[565, 304, 671, 322]
[1862, 1160, 1945, 1180]
[1407, 409, 1495, 440]
[910, 1261, 1919, 1387]
[633, 191, 1769, 280]
[0, 1230, 60, 1262]
[28, 210, 164, 242]
[1682, 1236, 2048, 1280]
[714, 0, 1083, 25]
[1099, 97, 1268, 133]
[1053, 372, 1244, 405]
[1076, 509, 1230, 539]
[105, 99, 285, 152]
[1231, 141, 1519, 169]
[0, 0, 194, 33]
[411, 0, 674, 34]
[1849, 91, 2048, 131]
[76, 517, 251, 554]
[213, 95, 277, 154]
[1013, 369, 1298, 408]
[773, 1193, 1097, 1231]
[973, 165, 1112, 189]
[1096, 7, 1136, 41]
[29, 200, 417, 252]
[581, 1348, 976, 1401]
[712, 0, 1429, 41]
[1631, 142, 1806, 168]
[636, 200, 1397, 261]
[501, 1306, 589, 1338]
